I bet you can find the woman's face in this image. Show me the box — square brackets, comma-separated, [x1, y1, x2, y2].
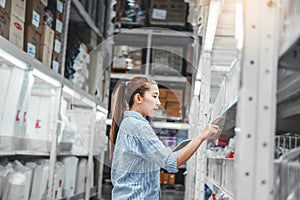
[138, 84, 161, 117]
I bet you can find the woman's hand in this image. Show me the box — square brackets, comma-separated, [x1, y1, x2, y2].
[202, 117, 222, 140]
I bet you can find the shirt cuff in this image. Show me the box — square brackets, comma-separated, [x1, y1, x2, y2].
[165, 151, 179, 173]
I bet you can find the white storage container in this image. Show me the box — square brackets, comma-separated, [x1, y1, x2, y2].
[14, 72, 34, 150]
[68, 108, 94, 155]
[29, 164, 49, 200]
[25, 84, 56, 152]
[94, 112, 107, 155]
[57, 99, 74, 152]
[0, 65, 25, 151]
[60, 156, 79, 198]
[2, 172, 27, 200]
[12, 160, 33, 200]
[75, 158, 87, 194]
[53, 162, 65, 200]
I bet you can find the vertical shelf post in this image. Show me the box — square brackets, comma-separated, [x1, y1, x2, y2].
[85, 105, 97, 200]
[235, 0, 279, 199]
[194, 52, 212, 200]
[47, 88, 62, 199]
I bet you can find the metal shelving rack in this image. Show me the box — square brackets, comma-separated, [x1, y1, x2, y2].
[71, 0, 103, 37]
[185, 0, 300, 199]
[0, 0, 108, 199]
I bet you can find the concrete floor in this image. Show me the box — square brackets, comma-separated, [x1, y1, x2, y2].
[101, 183, 185, 200]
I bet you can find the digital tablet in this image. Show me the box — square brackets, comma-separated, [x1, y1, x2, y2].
[172, 139, 192, 152]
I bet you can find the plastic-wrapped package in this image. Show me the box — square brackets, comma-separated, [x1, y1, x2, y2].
[29, 164, 49, 200]
[68, 108, 94, 155]
[2, 172, 27, 200]
[25, 84, 56, 152]
[75, 158, 87, 194]
[53, 162, 65, 200]
[60, 156, 79, 198]
[0, 65, 25, 151]
[12, 160, 33, 200]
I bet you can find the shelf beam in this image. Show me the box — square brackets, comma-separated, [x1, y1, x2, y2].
[71, 0, 102, 37]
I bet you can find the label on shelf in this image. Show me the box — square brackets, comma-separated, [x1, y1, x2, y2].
[52, 60, 59, 72]
[32, 10, 40, 28]
[55, 19, 63, 33]
[57, 0, 63, 13]
[54, 39, 61, 53]
[27, 43, 36, 57]
[152, 9, 167, 20]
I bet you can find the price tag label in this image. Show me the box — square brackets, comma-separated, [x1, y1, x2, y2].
[57, 0, 63, 13]
[32, 11, 40, 28]
[54, 39, 61, 53]
[52, 60, 59, 72]
[152, 9, 167, 20]
[27, 43, 36, 57]
[56, 19, 63, 33]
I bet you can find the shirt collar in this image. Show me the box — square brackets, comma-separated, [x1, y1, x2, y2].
[124, 111, 148, 123]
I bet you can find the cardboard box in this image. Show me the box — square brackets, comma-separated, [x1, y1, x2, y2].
[25, 0, 44, 33]
[159, 88, 168, 99]
[24, 25, 41, 57]
[169, 174, 175, 185]
[38, 45, 53, 67]
[40, 25, 54, 46]
[167, 90, 182, 103]
[166, 102, 181, 109]
[11, 0, 26, 22]
[160, 170, 164, 184]
[9, 14, 24, 49]
[163, 173, 169, 184]
[0, 10, 10, 39]
[0, 0, 11, 14]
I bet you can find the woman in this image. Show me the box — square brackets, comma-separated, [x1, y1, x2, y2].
[110, 77, 220, 199]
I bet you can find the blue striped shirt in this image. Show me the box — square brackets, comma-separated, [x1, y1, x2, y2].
[111, 111, 178, 199]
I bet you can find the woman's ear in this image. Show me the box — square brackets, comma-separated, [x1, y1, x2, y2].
[134, 93, 143, 104]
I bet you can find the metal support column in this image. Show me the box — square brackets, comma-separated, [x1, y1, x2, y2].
[185, 96, 201, 200]
[194, 52, 211, 200]
[235, 0, 279, 199]
[85, 105, 97, 200]
[145, 30, 152, 76]
[47, 88, 62, 199]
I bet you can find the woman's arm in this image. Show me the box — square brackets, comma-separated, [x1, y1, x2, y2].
[177, 122, 220, 167]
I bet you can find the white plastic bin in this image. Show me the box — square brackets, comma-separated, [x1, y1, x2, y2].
[60, 156, 79, 198]
[75, 158, 87, 194]
[0, 65, 25, 151]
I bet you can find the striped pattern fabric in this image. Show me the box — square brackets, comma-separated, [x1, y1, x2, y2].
[111, 111, 178, 199]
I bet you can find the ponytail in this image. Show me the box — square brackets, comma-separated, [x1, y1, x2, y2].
[110, 81, 128, 160]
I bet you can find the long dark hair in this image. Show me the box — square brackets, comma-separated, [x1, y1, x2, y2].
[109, 77, 157, 159]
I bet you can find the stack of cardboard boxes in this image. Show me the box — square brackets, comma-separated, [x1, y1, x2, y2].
[160, 170, 176, 185]
[0, 0, 63, 69]
[24, 0, 47, 58]
[0, 0, 26, 49]
[49, 0, 64, 73]
[159, 88, 183, 118]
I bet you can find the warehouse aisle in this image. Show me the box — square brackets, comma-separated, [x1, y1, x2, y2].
[101, 183, 185, 200]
